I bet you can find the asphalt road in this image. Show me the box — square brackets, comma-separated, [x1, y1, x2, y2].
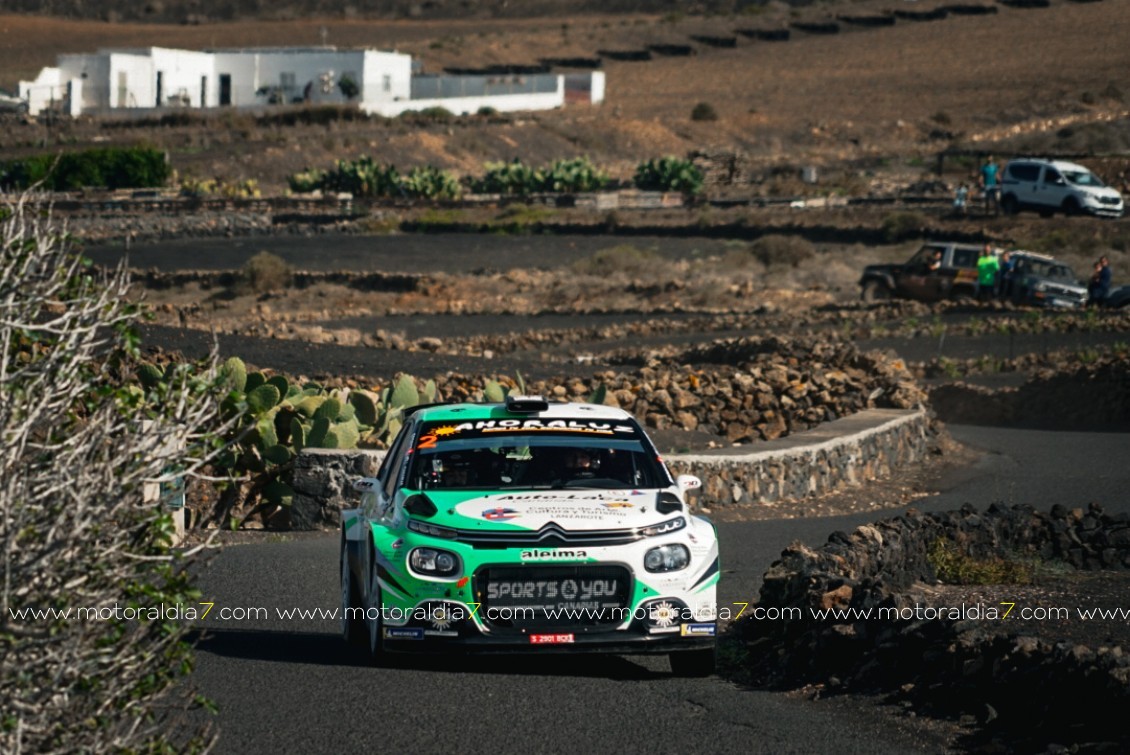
[188, 424, 1130, 753]
[86, 233, 737, 273]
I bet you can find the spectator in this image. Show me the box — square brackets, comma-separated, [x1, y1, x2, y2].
[1089, 256, 1113, 305]
[976, 244, 1000, 302]
[998, 250, 1016, 300]
[980, 156, 1001, 215]
[926, 249, 943, 272]
[953, 183, 970, 216]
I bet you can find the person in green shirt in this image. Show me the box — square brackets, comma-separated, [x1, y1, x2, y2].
[977, 244, 1000, 302]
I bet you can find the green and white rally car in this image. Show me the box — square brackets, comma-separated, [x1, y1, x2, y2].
[340, 395, 719, 676]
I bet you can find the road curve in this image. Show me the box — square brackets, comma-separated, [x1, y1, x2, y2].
[187, 425, 1130, 753]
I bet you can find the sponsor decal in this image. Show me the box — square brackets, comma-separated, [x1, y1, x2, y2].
[649, 601, 679, 628]
[429, 605, 455, 631]
[520, 548, 589, 561]
[482, 507, 520, 521]
[424, 630, 459, 638]
[456, 576, 470, 588]
[680, 623, 717, 637]
[602, 501, 634, 510]
[529, 633, 575, 644]
[630, 490, 646, 496]
[384, 627, 425, 640]
[442, 420, 636, 436]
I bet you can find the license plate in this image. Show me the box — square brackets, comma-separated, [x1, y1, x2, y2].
[530, 633, 575, 644]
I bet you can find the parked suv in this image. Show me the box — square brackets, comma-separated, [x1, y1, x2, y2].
[1007, 251, 1087, 309]
[1000, 158, 1124, 218]
[859, 241, 981, 303]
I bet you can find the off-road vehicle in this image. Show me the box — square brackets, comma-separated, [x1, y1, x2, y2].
[858, 241, 981, 303]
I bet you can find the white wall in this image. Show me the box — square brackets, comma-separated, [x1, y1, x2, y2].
[363, 77, 564, 117]
[362, 50, 412, 103]
[19, 67, 63, 116]
[150, 48, 213, 107]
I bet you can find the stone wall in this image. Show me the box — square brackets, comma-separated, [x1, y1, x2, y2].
[288, 407, 929, 528]
[739, 503, 1130, 751]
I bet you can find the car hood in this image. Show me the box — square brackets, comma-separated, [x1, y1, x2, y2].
[421, 489, 678, 532]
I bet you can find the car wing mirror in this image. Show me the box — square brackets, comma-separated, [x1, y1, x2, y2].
[676, 474, 702, 496]
[352, 477, 381, 493]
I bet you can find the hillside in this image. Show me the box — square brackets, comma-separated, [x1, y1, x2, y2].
[2, 0, 1129, 194]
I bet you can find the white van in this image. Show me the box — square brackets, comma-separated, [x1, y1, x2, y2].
[1000, 158, 1123, 218]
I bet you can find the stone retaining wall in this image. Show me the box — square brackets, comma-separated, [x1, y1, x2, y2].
[739, 503, 1130, 751]
[289, 407, 929, 529]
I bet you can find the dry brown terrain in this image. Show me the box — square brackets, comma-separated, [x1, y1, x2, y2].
[2, 2, 1130, 191]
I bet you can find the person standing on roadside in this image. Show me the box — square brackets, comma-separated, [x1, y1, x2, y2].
[977, 244, 1000, 302]
[1089, 255, 1113, 305]
[998, 250, 1016, 300]
[980, 156, 1001, 215]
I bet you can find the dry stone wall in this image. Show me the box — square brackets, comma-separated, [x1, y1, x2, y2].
[289, 408, 928, 528]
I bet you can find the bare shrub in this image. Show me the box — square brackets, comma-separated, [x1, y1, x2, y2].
[242, 250, 292, 293]
[571, 244, 662, 276]
[750, 234, 816, 268]
[690, 102, 719, 121]
[0, 193, 237, 751]
[881, 211, 927, 243]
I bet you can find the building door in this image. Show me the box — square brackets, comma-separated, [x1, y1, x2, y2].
[156, 71, 163, 107]
[219, 74, 231, 106]
[200, 76, 208, 107]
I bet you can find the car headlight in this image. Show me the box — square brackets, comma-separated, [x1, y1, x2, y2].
[644, 544, 690, 573]
[639, 517, 686, 538]
[407, 519, 457, 539]
[1033, 282, 1048, 293]
[409, 547, 461, 577]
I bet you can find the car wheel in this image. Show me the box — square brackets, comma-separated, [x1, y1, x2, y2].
[341, 541, 365, 646]
[1062, 198, 1081, 216]
[365, 554, 385, 664]
[860, 280, 893, 303]
[670, 646, 716, 677]
[1001, 194, 1019, 215]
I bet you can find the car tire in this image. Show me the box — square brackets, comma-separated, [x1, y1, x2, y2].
[341, 540, 365, 646]
[1062, 197, 1081, 216]
[365, 554, 386, 664]
[1001, 194, 1019, 215]
[670, 646, 716, 677]
[860, 280, 893, 303]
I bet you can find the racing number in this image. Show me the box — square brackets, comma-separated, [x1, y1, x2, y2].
[417, 433, 438, 450]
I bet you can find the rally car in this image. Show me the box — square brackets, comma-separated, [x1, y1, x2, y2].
[340, 395, 719, 676]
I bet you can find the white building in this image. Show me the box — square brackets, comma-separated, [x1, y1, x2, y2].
[18, 46, 604, 118]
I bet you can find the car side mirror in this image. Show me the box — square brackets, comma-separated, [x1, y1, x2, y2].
[676, 474, 701, 495]
[352, 477, 381, 493]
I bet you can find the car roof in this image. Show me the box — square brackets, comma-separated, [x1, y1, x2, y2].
[1007, 158, 1091, 173]
[1008, 249, 1056, 261]
[413, 400, 635, 423]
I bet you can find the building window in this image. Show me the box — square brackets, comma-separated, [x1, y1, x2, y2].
[280, 72, 296, 92]
[382, 74, 391, 93]
[117, 71, 128, 107]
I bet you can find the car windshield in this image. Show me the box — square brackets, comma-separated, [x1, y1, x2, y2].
[1063, 170, 1105, 188]
[407, 418, 671, 491]
[1019, 258, 1077, 281]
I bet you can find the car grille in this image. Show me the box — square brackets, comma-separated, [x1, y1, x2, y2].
[1047, 286, 1085, 302]
[1099, 196, 1121, 206]
[455, 522, 642, 549]
[474, 564, 632, 633]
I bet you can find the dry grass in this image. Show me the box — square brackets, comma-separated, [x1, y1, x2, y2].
[2, 3, 1129, 191]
